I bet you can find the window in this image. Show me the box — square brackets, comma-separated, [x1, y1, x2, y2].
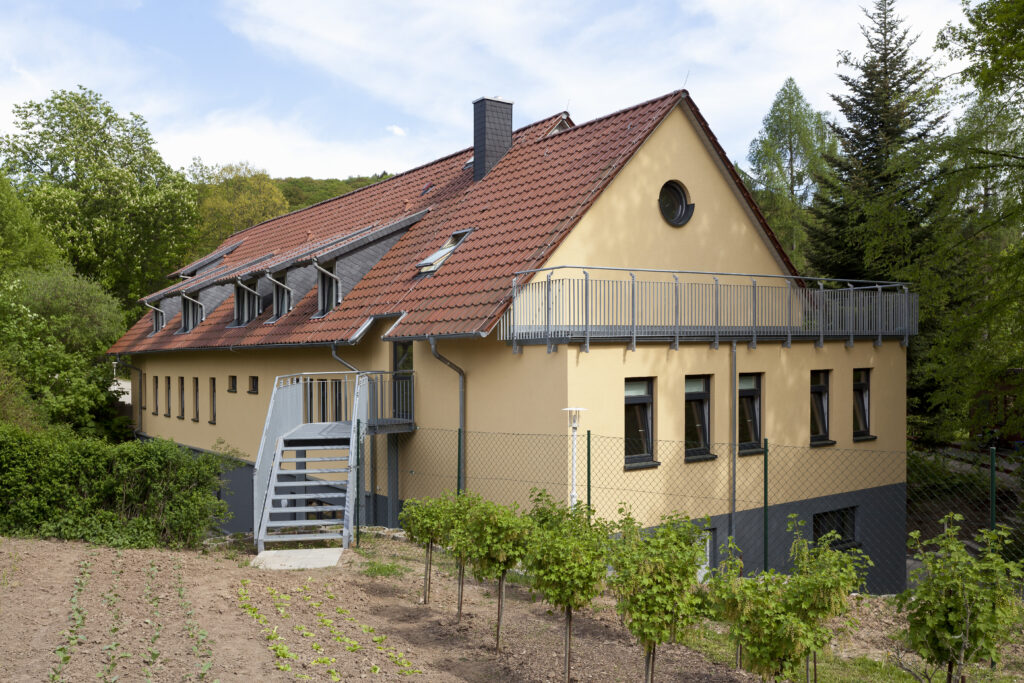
[209, 378, 216, 424]
[853, 369, 873, 440]
[178, 377, 185, 419]
[316, 262, 340, 316]
[152, 376, 159, 415]
[658, 181, 694, 226]
[810, 370, 833, 445]
[181, 295, 203, 332]
[738, 373, 762, 453]
[164, 376, 171, 417]
[248, 375, 259, 394]
[191, 377, 199, 422]
[417, 230, 471, 273]
[140, 373, 146, 410]
[151, 308, 165, 334]
[625, 378, 655, 467]
[233, 280, 261, 326]
[227, 375, 237, 393]
[685, 375, 711, 459]
[272, 279, 292, 320]
[813, 507, 857, 550]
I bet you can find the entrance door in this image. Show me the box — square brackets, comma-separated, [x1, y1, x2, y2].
[392, 341, 413, 420]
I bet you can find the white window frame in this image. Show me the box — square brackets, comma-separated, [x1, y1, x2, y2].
[417, 230, 471, 273]
[233, 279, 261, 326]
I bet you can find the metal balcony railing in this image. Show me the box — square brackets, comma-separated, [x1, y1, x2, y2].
[498, 266, 918, 351]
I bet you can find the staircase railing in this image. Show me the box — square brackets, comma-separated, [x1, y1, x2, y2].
[344, 375, 368, 546]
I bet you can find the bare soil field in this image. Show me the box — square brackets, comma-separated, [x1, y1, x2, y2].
[0, 534, 756, 682]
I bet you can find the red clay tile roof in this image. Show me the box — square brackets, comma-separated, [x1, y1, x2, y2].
[109, 91, 794, 355]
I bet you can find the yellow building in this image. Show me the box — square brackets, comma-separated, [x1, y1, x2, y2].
[110, 91, 916, 591]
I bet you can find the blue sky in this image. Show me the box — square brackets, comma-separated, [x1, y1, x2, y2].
[0, 0, 965, 179]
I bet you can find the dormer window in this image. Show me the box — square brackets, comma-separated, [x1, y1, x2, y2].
[417, 230, 471, 274]
[234, 279, 261, 326]
[151, 308, 165, 334]
[268, 273, 292, 321]
[181, 294, 204, 333]
[314, 260, 341, 317]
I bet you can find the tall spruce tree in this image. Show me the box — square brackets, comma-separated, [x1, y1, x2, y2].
[807, 0, 946, 282]
[745, 78, 835, 272]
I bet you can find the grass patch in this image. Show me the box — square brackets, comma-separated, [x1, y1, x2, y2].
[361, 561, 409, 578]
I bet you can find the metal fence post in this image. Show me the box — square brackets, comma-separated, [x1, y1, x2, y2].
[846, 282, 855, 348]
[712, 277, 720, 349]
[672, 275, 680, 350]
[583, 271, 591, 353]
[511, 276, 520, 354]
[817, 282, 825, 348]
[750, 278, 758, 349]
[763, 437, 768, 573]
[875, 284, 883, 347]
[586, 429, 592, 513]
[990, 446, 997, 531]
[902, 285, 910, 347]
[458, 427, 464, 494]
[546, 272, 554, 353]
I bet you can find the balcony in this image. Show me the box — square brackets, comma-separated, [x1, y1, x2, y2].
[498, 266, 918, 351]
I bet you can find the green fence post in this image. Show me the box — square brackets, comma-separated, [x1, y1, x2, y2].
[457, 427, 463, 494]
[763, 437, 768, 573]
[990, 446, 997, 531]
[586, 430, 592, 513]
[355, 419, 362, 548]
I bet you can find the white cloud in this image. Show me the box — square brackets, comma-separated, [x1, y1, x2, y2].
[386, 124, 406, 137]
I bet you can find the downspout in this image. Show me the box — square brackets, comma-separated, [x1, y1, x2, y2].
[729, 341, 737, 541]
[330, 342, 358, 372]
[114, 354, 144, 434]
[181, 292, 206, 321]
[429, 336, 465, 492]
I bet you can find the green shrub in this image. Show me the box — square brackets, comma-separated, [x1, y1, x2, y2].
[0, 422, 228, 547]
[607, 509, 709, 682]
[398, 495, 452, 604]
[895, 513, 1024, 681]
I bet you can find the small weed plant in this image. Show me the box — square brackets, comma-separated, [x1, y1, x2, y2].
[50, 558, 91, 681]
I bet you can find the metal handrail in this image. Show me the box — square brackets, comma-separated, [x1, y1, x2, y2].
[513, 264, 912, 288]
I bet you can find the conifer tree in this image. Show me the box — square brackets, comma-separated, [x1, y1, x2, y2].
[808, 0, 946, 281]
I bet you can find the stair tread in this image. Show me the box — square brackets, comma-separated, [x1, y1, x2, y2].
[262, 532, 346, 543]
[272, 491, 346, 500]
[277, 456, 349, 463]
[266, 519, 346, 528]
[273, 479, 348, 487]
[276, 467, 349, 475]
[269, 505, 346, 514]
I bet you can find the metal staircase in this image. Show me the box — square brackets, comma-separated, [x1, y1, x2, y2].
[253, 371, 414, 553]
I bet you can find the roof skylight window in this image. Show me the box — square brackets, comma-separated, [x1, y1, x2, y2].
[417, 230, 471, 274]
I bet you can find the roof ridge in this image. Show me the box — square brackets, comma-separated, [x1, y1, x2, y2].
[541, 89, 684, 140]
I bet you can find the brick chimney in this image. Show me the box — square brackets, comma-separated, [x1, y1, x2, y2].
[473, 97, 513, 181]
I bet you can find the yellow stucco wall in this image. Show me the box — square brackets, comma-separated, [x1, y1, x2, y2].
[545, 104, 790, 280]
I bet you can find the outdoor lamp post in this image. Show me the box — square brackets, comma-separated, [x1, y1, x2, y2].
[563, 407, 586, 507]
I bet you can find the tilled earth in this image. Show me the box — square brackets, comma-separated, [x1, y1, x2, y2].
[0, 534, 756, 682]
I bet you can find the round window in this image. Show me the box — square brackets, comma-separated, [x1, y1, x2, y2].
[658, 181, 694, 226]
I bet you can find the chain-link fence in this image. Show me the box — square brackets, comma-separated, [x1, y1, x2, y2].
[355, 427, 1022, 595]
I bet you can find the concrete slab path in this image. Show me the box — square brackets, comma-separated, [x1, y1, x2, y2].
[251, 548, 342, 570]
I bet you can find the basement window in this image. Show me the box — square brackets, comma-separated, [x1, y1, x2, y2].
[417, 230, 471, 273]
[233, 279, 261, 326]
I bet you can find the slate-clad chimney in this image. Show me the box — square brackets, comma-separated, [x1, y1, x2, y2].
[473, 96, 513, 181]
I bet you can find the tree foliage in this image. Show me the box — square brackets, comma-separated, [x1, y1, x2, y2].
[188, 159, 289, 256]
[895, 513, 1024, 681]
[939, 0, 1024, 96]
[0, 265, 124, 429]
[274, 173, 391, 212]
[744, 78, 835, 272]
[398, 495, 452, 605]
[0, 173, 57, 271]
[0, 86, 198, 311]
